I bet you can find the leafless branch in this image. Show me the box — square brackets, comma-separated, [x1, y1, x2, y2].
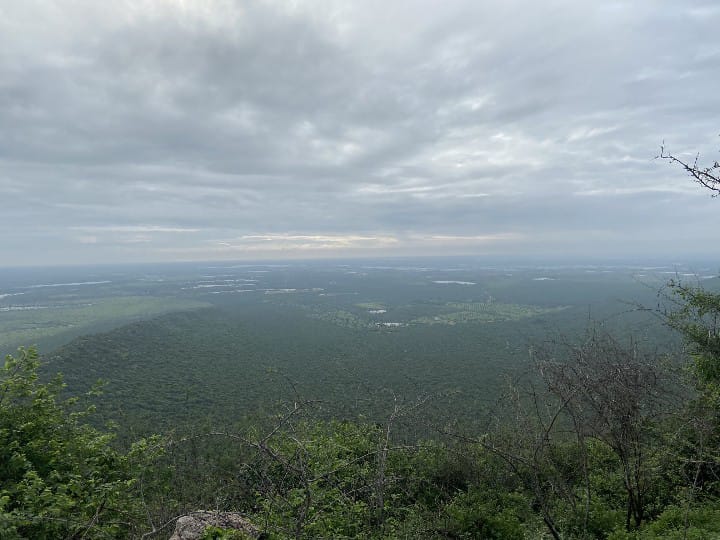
[658, 141, 720, 196]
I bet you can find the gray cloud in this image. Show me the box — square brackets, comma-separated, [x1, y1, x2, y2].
[1, 0, 719, 265]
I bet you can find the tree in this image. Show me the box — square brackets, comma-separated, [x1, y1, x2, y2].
[663, 282, 720, 388]
[0, 347, 157, 539]
[533, 331, 674, 531]
[480, 330, 677, 538]
[655, 136, 720, 536]
[659, 137, 720, 388]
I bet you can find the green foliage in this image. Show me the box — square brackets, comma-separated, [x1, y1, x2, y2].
[249, 420, 380, 539]
[607, 503, 720, 539]
[209, 420, 539, 539]
[440, 488, 529, 539]
[412, 301, 568, 325]
[0, 347, 159, 539]
[3, 341, 720, 539]
[665, 280, 720, 388]
[200, 525, 255, 539]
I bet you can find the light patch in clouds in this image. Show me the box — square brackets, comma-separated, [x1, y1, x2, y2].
[573, 186, 693, 197]
[425, 234, 522, 242]
[567, 126, 619, 142]
[0, 0, 719, 266]
[153, 230, 524, 261]
[215, 233, 400, 252]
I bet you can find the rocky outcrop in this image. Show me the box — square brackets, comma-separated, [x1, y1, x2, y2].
[168, 511, 261, 540]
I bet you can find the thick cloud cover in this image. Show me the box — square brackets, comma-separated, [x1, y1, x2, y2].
[1, 0, 719, 265]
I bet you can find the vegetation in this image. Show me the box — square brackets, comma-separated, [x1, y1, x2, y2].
[3, 307, 720, 539]
[0, 348, 159, 539]
[0, 296, 210, 357]
[412, 302, 568, 325]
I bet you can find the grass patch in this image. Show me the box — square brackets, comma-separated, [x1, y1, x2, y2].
[355, 302, 386, 310]
[412, 302, 568, 325]
[0, 296, 210, 354]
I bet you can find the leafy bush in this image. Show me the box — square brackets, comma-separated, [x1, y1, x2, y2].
[201, 525, 256, 539]
[0, 347, 156, 539]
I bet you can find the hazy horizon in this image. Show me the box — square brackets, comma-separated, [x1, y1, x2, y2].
[0, 254, 718, 273]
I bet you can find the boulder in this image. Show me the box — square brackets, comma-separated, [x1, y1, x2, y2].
[168, 511, 261, 540]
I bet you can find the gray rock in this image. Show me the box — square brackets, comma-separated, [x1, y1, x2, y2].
[168, 511, 261, 540]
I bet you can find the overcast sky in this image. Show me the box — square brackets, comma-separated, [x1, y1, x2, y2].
[1, 0, 719, 266]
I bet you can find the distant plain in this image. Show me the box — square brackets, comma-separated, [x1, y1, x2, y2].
[1, 258, 714, 434]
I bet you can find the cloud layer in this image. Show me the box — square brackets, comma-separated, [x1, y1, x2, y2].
[1, 0, 719, 265]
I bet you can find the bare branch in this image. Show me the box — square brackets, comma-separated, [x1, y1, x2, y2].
[658, 141, 720, 196]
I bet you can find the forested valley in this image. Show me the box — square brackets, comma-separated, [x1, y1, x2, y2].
[2, 247, 720, 539]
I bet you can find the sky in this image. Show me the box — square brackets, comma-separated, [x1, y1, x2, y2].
[1, 0, 719, 266]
